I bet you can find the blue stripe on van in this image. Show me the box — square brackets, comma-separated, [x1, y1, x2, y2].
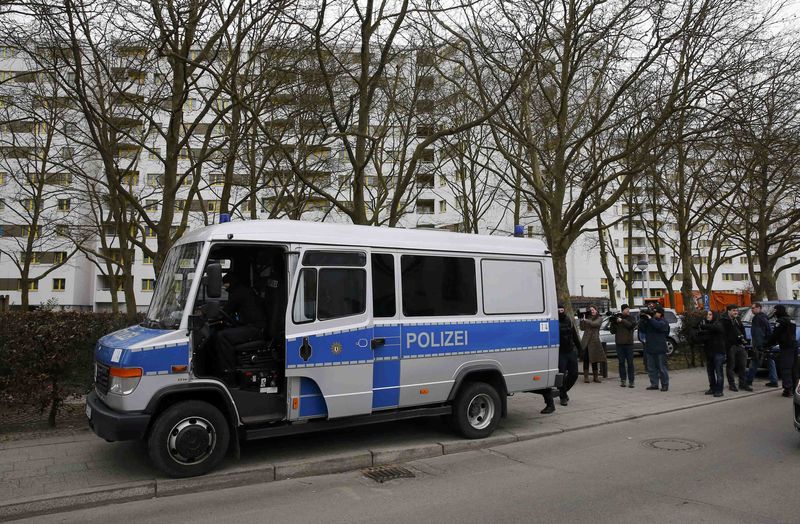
[299, 377, 322, 396]
[286, 327, 373, 367]
[372, 387, 400, 409]
[400, 319, 553, 358]
[373, 359, 400, 389]
[299, 395, 328, 417]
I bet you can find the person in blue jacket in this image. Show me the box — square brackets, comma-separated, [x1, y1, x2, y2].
[639, 307, 670, 391]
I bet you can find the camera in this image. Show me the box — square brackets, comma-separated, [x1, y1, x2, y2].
[640, 312, 651, 320]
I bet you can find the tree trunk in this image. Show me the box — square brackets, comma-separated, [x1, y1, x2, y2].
[551, 247, 571, 313]
[759, 268, 779, 300]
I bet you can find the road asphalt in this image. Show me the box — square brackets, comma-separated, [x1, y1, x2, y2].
[0, 366, 791, 521]
[15, 383, 799, 524]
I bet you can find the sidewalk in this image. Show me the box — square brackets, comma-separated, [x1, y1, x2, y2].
[0, 368, 785, 521]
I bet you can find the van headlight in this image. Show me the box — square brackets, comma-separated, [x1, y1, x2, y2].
[108, 367, 143, 395]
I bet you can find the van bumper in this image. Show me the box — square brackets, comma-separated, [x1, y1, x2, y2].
[86, 391, 151, 441]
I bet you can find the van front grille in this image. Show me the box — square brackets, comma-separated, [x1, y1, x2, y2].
[95, 361, 110, 395]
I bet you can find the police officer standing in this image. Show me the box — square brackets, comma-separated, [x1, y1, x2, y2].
[767, 304, 799, 398]
[557, 304, 580, 406]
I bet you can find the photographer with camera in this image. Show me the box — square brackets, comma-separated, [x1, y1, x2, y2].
[640, 307, 670, 391]
[610, 304, 636, 388]
[721, 304, 749, 392]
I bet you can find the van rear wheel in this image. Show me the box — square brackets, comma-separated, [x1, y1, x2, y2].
[147, 400, 230, 478]
[449, 381, 501, 439]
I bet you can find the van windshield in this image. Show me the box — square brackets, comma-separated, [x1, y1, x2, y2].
[144, 242, 202, 329]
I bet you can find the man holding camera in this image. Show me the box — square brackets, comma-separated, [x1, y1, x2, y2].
[640, 307, 670, 391]
[613, 304, 636, 388]
[721, 304, 750, 392]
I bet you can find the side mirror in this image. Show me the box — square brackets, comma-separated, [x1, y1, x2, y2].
[206, 262, 222, 299]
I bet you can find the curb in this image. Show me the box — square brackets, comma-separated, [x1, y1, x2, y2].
[0, 387, 775, 521]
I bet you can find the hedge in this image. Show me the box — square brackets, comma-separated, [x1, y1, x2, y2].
[0, 311, 141, 427]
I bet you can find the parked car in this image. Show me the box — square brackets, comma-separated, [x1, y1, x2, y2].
[598, 308, 682, 357]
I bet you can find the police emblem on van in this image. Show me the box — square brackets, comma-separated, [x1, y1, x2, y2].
[300, 337, 312, 362]
[331, 342, 342, 355]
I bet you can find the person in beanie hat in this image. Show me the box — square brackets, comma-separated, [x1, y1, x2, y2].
[613, 304, 636, 388]
[767, 304, 799, 397]
[721, 304, 749, 391]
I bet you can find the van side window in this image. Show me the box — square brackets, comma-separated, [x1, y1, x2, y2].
[372, 254, 396, 317]
[481, 259, 544, 314]
[292, 269, 317, 323]
[303, 251, 366, 267]
[292, 267, 367, 323]
[401, 255, 477, 316]
[318, 269, 366, 320]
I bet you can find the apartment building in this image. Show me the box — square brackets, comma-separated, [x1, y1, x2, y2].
[1, 40, 797, 312]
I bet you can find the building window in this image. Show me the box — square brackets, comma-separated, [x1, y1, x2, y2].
[416, 199, 435, 214]
[147, 173, 163, 187]
[142, 278, 155, 291]
[439, 200, 447, 213]
[791, 274, 800, 283]
[143, 253, 154, 264]
[175, 199, 186, 211]
[145, 199, 158, 211]
[209, 173, 224, 186]
[207, 200, 220, 212]
[600, 278, 608, 291]
[55, 224, 69, 237]
[57, 198, 70, 211]
[52, 278, 65, 291]
[53, 251, 66, 264]
[144, 226, 157, 238]
[18, 279, 39, 291]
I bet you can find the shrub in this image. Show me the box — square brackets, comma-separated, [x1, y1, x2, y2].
[0, 311, 141, 427]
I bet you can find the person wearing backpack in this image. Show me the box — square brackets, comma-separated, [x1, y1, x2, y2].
[612, 304, 637, 388]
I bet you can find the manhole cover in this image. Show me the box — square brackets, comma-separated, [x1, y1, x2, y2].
[363, 465, 416, 483]
[641, 438, 704, 452]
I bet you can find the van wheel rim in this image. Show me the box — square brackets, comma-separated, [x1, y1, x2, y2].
[467, 393, 494, 430]
[167, 417, 216, 465]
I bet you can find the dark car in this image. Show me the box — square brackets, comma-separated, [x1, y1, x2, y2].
[739, 301, 800, 369]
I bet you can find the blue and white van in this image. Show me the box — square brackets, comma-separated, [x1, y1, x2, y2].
[86, 220, 560, 477]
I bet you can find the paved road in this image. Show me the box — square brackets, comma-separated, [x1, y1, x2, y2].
[23, 391, 799, 524]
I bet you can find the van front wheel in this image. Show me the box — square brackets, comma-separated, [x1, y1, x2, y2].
[450, 381, 501, 439]
[147, 400, 230, 478]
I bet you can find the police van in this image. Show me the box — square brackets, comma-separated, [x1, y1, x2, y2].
[86, 220, 560, 477]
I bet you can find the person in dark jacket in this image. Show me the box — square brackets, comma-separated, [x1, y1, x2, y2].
[745, 303, 777, 387]
[640, 307, 670, 391]
[217, 272, 267, 384]
[721, 304, 749, 391]
[697, 310, 726, 397]
[766, 304, 799, 397]
[614, 304, 636, 388]
[557, 305, 581, 406]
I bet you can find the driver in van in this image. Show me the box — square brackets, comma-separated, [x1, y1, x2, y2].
[216, 272, 267, 385]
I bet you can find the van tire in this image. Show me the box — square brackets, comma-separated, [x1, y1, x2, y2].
[449, 381, 501, 439]
[147, 400, 230, 478]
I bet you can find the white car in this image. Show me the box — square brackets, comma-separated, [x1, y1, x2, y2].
[597, 308, 681, 357]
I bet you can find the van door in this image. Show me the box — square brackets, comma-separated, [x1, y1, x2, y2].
[284, 248, 374, 419]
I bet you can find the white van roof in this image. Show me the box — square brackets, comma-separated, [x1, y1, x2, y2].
[176, 220, 549, 257]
